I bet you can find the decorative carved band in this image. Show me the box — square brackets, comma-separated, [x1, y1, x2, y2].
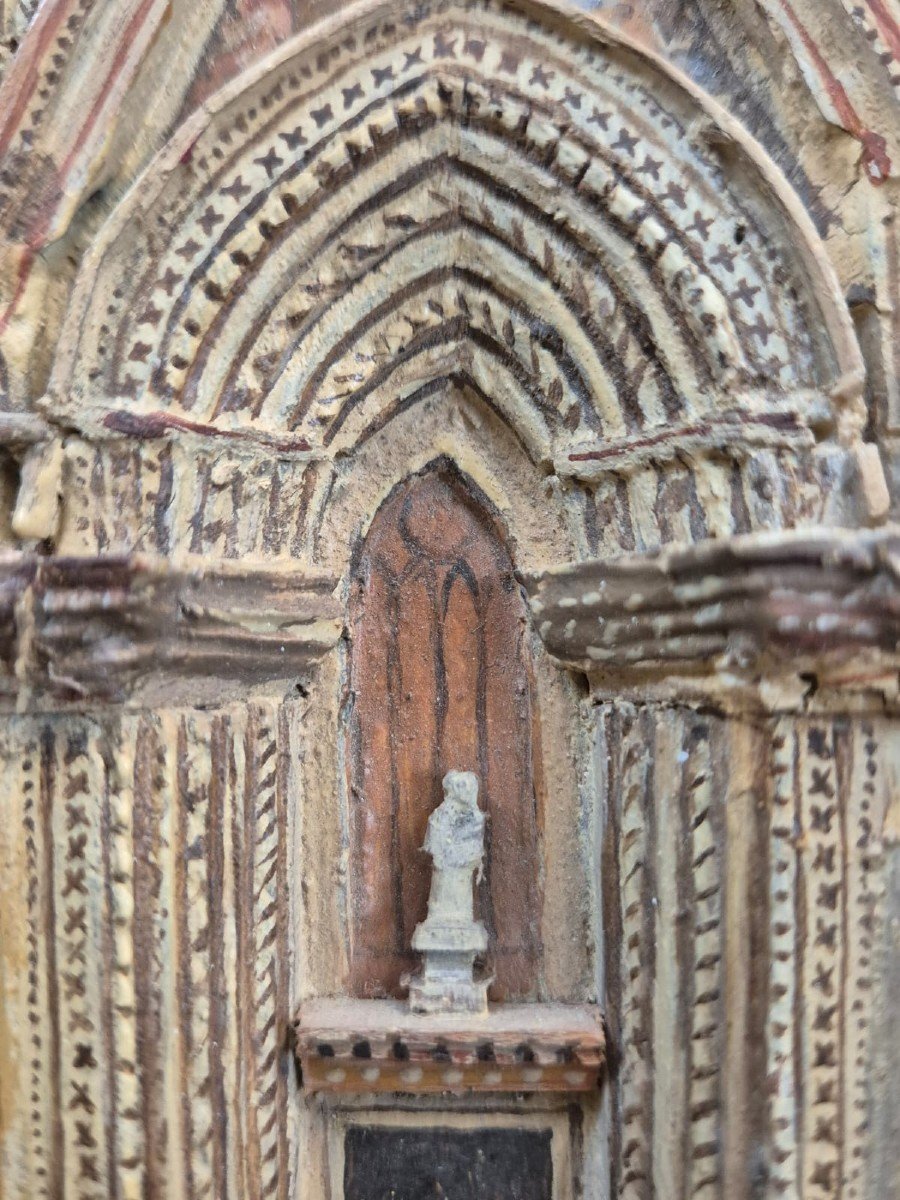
[557, 407, 814, 478]
[294, 998, 605, 1094]
[5, 529, 900, 706]
[525, 529, 900, 683]
[0, 554, 341, 707]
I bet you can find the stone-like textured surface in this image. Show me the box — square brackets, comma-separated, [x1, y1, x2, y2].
[409, 770, 490, 1015]
[526, 528, 900, 688]
[0, 702, 299, 1200]
[0, 2, 898, 1200]
[0, 553, 341, 707]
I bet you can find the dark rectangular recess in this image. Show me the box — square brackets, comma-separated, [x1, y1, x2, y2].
[344, 1124, 553, 1200]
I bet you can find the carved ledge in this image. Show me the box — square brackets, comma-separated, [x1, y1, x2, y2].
[0, 554, 341, 708]
[294, 999, 605, 1095]
[556, 407, 814, 478]
[525, 529, 900, 685]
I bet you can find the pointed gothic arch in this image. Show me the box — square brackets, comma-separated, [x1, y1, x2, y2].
[44, 0, 877, 536]
[346, 458, 544, 1000]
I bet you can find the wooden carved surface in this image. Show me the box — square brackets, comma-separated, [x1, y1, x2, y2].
[347, 462, 542, 1000]
[1, 0, 887, 576]
[1, 702, 297, 1200]
[21, 0, 883, 570]
[526, 528, 900, 686]
[596, 705, 896, 1200]
[0, 1, 898, 1199]
[0, 553, 341, 707]
[295, 998, 605, 1093]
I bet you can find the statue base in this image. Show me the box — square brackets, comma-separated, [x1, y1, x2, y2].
[408, 919, 490, 1014]
[407, 973, 490, 1015]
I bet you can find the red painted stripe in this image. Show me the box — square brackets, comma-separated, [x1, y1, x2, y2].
[777, 0, 891, 181]
[62, 0, 164, 172]
[0, 0, 166, 334]
[0, 0, 73, 152]
[0, 249, 35, 337]
[866, 0, 900, 65]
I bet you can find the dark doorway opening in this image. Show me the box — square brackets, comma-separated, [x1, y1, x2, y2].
[344, 1126, 553, 1200]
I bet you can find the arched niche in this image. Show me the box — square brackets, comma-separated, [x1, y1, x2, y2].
[346, 458, 543, 1001]
[291, 415, 595, 1009]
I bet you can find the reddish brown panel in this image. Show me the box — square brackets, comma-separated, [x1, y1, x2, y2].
[347, 461, 542, 1000]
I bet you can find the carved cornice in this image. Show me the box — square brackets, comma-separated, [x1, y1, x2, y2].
[0, 553, 341, 709]
[294, 998, 605, 1095]
[5, 532, 899, 711]
[525, 529, 900, 691]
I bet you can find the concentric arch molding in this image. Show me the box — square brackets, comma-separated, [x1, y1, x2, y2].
[44, 0, 869, 488]
[524, 529, 900, 691]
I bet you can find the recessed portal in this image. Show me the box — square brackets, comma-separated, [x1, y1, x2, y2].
[346, 460, 543, 1000]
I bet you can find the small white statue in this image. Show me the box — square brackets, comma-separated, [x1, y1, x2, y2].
[407, 770, 490, 1014]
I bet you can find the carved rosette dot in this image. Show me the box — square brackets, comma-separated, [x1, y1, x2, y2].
[408, 770, 491, 1015]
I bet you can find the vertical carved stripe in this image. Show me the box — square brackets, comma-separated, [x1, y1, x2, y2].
[207, 713, 238, 1199]
[275, 702, 294, 1200]
[187, 458, 214, 556]
[651, 711, 689, 1199]
[245, 703, 284, 1199]
[17, 725, 54, 1197]
[626, 471, 662, 551]
[799, 723, 843, 1199]
[684, 722, 721, 1200]
[132, 715, 169, 1194]
[721, 718, 769, 1200]
[841, 721, 881, 1200]
[597, 704, 621, 1197]
[154, 444, 174, 556]
[232, 710, 253, 1198]
[60, 444, 94, 554]
[232, 710, 254, 1199]
[865, 719, 896, 1200]
[55, 724, 109, 1198]
[105, 719, 144, 1198]
[617, 705, 654, 1200]
[131, 444, 164, 553]
[157, 712, 189, 1200]
[767, 719, 799, 1196]
[180, 713, 215, 1199]
[37, 726, 64, 1200]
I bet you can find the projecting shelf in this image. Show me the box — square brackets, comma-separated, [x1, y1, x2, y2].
[294, 999, 605, 1095]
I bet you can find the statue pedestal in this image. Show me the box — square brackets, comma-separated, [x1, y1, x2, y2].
[408, 919, 490, 1014]
[294, 998, 606, 1095]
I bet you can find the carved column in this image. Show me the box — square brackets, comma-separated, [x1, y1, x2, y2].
[527, 529, 900, 1200]
[0, 557, 341, 1200]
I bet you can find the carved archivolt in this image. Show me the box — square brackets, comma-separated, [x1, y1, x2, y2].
[47, 0, 868, 517]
